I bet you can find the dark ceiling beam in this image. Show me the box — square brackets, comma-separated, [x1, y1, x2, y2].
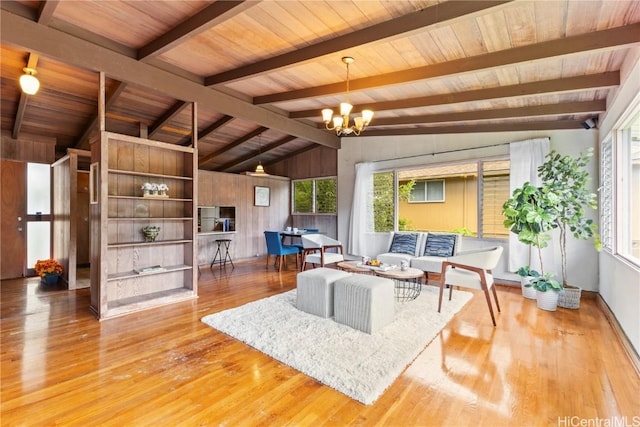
[148, 101, 189, 138]
[291, 72, 620, 119]
[361, 100, 606, 127]
[38, 0, 59, 25]
[178, 115, 234, 146]
[138, 1, 253, 61]
[74, 81, 128, 149]
[361, 120, 585, 136]
[1, 11, 339, 148]
[205, 1, 512, 85]
[255, 23, 640, 104]
[12, 53, 39, 139]
[199, 126, 268, 167]
[218, 135, 297, 171]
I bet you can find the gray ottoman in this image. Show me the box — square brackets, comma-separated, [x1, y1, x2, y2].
[296, 267, 351, 318]
[334, 274, 395, 334]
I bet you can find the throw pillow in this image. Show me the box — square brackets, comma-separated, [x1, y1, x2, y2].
[389, 233, 419, 255]
[424, 234, 457, 257]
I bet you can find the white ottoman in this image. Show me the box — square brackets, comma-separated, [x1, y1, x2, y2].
[334, 274, 395, 334]
[296, 267, 351, 318]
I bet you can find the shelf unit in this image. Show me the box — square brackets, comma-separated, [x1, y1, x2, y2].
[90, 132, 197, 320]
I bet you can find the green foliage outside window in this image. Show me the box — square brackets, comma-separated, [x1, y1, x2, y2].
[315, 178, 337, 213]
[373, 172, 415, 232]
[293, 178, 336, 214]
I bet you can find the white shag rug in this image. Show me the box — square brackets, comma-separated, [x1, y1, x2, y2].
[201, 285, 472, 405]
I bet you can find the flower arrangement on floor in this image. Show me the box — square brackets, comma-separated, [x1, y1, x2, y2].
[34, 259, 63, 285]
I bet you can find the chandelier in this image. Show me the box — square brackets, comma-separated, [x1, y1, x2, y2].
[321, 57, 373, 136]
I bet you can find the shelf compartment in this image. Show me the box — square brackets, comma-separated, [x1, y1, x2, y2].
[104, 288, 197, 319]
[107, 239, 192, 248]
[108, 168, 193, 181]
[107, 264, 191, 281]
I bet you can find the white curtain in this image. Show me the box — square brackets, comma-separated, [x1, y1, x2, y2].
[508, 138, 554, 273]
[348, 162, 375, 256]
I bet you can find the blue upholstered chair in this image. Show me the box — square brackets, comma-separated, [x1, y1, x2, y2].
[264, 231, 300, 271]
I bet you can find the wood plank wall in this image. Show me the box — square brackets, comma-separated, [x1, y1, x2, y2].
[1, 132, 56, 163]
[197, 145, 341, 265]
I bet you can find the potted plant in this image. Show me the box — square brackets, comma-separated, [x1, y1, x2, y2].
[537, 148, 600, 309]
[34, 258, 63, 285]
[503, 182, 563, 310]
[516, 265, 536, 299]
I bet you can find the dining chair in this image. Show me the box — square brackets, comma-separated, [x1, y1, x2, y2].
[301, 234, 344, 271]
[264, 231, 300, 271]
[438, 246, 504, 326]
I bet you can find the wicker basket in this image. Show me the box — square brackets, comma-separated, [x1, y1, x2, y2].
[557, 285, 582, 309]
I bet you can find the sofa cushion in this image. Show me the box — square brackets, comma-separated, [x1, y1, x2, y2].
[424, 233, 457, 257]
[389, 232, 419, 256]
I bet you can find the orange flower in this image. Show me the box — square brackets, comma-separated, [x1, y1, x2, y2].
[34, 259, 63, 278]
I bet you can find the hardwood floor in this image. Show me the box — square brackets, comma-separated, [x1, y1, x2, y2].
[2, 259, 639, 426]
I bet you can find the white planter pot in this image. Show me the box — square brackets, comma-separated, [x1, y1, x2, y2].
[521, 277, 537, 299]
[536, 290, 559, 311]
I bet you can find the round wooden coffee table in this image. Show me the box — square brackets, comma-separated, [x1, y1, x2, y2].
[374, 267, 424, 302]
[336, 260, 375, 275]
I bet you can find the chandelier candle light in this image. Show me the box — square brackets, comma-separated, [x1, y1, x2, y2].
[322, 57, 373, 136]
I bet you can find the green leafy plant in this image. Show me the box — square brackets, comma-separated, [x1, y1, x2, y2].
[502, 181, 560, 287]
[520, 268, 563, 292]
[537, 148, 600, 286]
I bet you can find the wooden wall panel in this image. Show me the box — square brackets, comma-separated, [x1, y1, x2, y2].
[197, 170, 291, 263]
[1, 132, 56, 164]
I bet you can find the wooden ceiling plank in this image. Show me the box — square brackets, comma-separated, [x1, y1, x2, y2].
[254, 23, 640, 104]
[199, 126, 268, 166]
[1, 11, 339, 149]
[148, 101, 189, 138]
[368, 100, 606, 127]
[218, 135, 296, 171]
[178, 115, 234, 146]
[205, 1, 513, 85]
[289, 71, 620, 118]
[138, 1, 254, 61]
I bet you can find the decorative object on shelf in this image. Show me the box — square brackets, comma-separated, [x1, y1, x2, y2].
[158, 183, 169, 196]
[20, 67, 40, 95]
[142, 225, 161, 242]
[321, 57, 373, 136]
[141, 182, 169, 198]
[34, 258, 63, 285]
[254, 185, 270, 207]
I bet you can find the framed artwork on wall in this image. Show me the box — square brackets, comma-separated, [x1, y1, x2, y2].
[254, 185, 270, 207]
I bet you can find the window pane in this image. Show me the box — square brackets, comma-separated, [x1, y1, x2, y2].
[315, 178, 337, 213]
[373, 172, 394, 232]
[27, 163, 50, 215]
[619, 111, 640, 264]
[409, 181, 425, 202]
[293, 180, 312, 213]
[481, 160, 510, 238]
[27, 222, 50, 268]
[426, 180, 444, 201]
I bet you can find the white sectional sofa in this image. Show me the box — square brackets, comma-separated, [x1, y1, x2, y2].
[376, 231, 461, 279]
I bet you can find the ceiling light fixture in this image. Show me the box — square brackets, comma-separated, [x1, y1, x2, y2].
[20, 67, 40, 95]
[252, 134, 267, 175]
[322, 57, 373, 136]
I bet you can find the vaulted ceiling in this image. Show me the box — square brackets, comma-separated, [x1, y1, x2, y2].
[1, 1, 639, 173]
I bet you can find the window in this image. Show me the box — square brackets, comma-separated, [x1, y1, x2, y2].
[26, 163, 51, 269]
[369, 160, 510, 236]
[617, 109, 640, 265]
[292, 177, 337, 214]
[601, 99, 640, 268]
[409, 180, 444, 202]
